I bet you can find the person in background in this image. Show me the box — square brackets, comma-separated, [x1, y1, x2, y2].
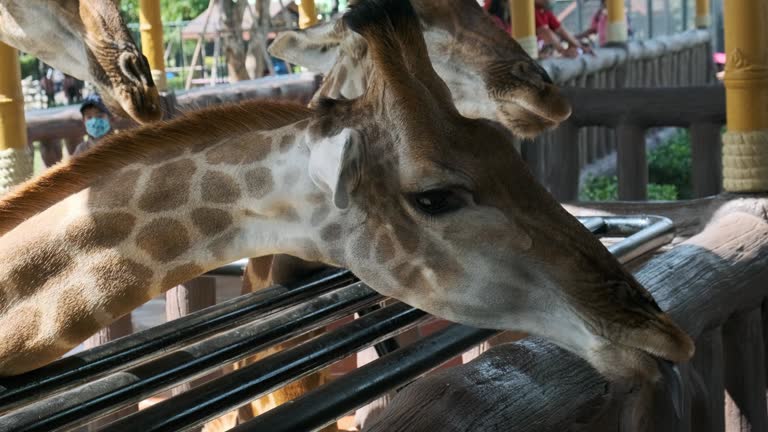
[74, 94, 114, 156]
[576, 0, 632, 48]
[534, 0, 593, 58]
[484, 0, 511, 34]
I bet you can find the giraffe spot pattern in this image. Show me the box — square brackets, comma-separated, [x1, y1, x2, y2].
[162, 263, 205, 288]
[208, 229, 239, 261]
[310, 205, 331, 226]
[191, 208, 233, 236]
[278, 134, 294, 153]
[136, 218, 191, 262]
[205, 136, 273, 165]
[93, 257, 155, 317]
[273, 204, 301, 222]
[138, 160, 196, 213]
[90, 169, 140, 208]
[320, 223, 343, 242]
[56, 285, 103, 344]
[0, 305, 44, 372]
[8, 243, 74, 299]
[244, 167, 273, 199]
[202, 171, 242, 203]
[66, 212, 136, 249]
[375, 232, 396, 263]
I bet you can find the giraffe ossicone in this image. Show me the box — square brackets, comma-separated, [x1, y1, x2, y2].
[0, 0, 692, 384]
[0, 0, 161, 123]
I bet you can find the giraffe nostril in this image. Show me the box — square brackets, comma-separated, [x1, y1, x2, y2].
[119, 52, 152, 88]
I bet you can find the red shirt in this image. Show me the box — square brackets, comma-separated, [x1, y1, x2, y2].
[535, 7, 561, 31]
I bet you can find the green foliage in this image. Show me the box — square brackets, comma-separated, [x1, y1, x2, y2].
[120, 0, 209, 24]
[647, 129, 692, 199]
[19, 54, 40, 79]
[579, 129, 693, 201]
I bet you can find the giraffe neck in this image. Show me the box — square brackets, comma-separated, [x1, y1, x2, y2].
[0, 121, 336, 375]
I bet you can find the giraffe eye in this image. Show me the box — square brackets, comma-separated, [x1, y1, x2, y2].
[408, 189, 465, 216]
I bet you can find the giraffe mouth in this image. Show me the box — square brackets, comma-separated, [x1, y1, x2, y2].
[495, 100, 560, 138]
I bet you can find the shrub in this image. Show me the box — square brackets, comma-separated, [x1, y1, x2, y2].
[580, 175, 679, 201]
[19, 54, 40, 79]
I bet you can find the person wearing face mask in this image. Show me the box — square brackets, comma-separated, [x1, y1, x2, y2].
[73, 94, 114, 156]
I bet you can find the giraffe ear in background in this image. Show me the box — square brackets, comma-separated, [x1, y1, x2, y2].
[269, 21, 345, 74]
[308, 128, 364, 210]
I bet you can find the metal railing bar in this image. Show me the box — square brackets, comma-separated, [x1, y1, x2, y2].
[0, 283, 380, 432]
[102, 303, 429, 432]
[0, 268, 356, 413]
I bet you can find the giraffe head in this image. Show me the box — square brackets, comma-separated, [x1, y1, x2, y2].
[269, 0, 571, 138]
[304, 0, 692, 382]
[0, 0, 161, 123]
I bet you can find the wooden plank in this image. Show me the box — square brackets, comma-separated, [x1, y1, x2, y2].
[547, 120, 580, 201]
[691, 328, 726, 432]
[616, 124, 647, 200]
[723, 309, 768, 431]
[562, 86, 726, 128]
[690, 122, 723, 198]
[365, 211, 768, 432]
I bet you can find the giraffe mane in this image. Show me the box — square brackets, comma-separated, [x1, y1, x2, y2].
[0, 100, 313, 236]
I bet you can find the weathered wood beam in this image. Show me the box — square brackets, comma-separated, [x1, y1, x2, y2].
[690, 329, 725, 432]
[561, 86, 725, 128]
[364, 211, 768, 432]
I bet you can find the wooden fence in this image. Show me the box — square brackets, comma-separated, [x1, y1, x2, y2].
[527, 29, 716, 198]
[547, 85, 725, 201]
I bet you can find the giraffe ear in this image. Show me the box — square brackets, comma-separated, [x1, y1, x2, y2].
[308, 128, 364, 210]
[269, 21, 344, 74]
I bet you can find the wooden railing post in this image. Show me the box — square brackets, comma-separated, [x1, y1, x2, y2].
[691, 328, 725, 432]
[547, 120, 580, 201]
[616, 124, 647, 200]
[723, 309, 768, 431]
[690, 122, 723, 197]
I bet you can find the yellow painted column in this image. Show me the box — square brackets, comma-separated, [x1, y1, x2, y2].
[721, 0, 768, 192]
[695, 0, 710, 28]
[509, 0, 537, 59]
[139, 0, 167, 91]
[0, 42, 32, 193]
[606, 0, 628, 43]
[298, 0, 318, 29]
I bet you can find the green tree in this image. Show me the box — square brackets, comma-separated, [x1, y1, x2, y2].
[120, 0, 210, 24]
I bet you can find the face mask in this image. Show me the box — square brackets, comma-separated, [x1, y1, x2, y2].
[85, 117, 111, 138]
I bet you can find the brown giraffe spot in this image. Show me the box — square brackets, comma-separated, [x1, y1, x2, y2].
[375, 232, 396, 263]
[244, 168, 274, 199]
[191, 208, 233, 236]
[66, 212, 136, 249]
[8, 244, 74, 298]
[56, 285, 102, 343]
[278, 135, 294, 153]
[310, 205, 331, 226]
[202, 171, 242, 204]
[205, 136, 273, 165]
[393, 223, 419, 253]
[162, 263, 205, 288]
[0, 305, 42, 362]
[393, 262, 431, 291]
[320, 223, 343, 242]
[327, 247, 345, 264]
[208, 229, 239, 261]
[424, 244, 464, 287]
[306, 192, 326, 205]
[90, 169, 140, 208]
[136, 218, 191, 262]
[93, 257, 155, 317]
[272, 203, 300, 222]
[138, 159, 196, 213]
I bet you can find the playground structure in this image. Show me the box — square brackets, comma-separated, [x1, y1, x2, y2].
[0, 1, 768, 432]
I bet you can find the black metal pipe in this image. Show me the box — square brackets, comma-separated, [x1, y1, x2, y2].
[0, 268, 356, 413]
[0, 283, 380, 432]
[234, 324, 499, 432]
[606, 216, 675, 263]
[102, 303, 429, 432]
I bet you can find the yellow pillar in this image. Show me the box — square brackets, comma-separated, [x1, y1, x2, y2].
[139, 0, 166, 91]
[721, 0, 768, 192]
[0, 42, 32, 192]
[509, 0, 537, 59]
[298, 0, 318, 29]
[606, 0, 628, 43]
[695, 0, 710, 28]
